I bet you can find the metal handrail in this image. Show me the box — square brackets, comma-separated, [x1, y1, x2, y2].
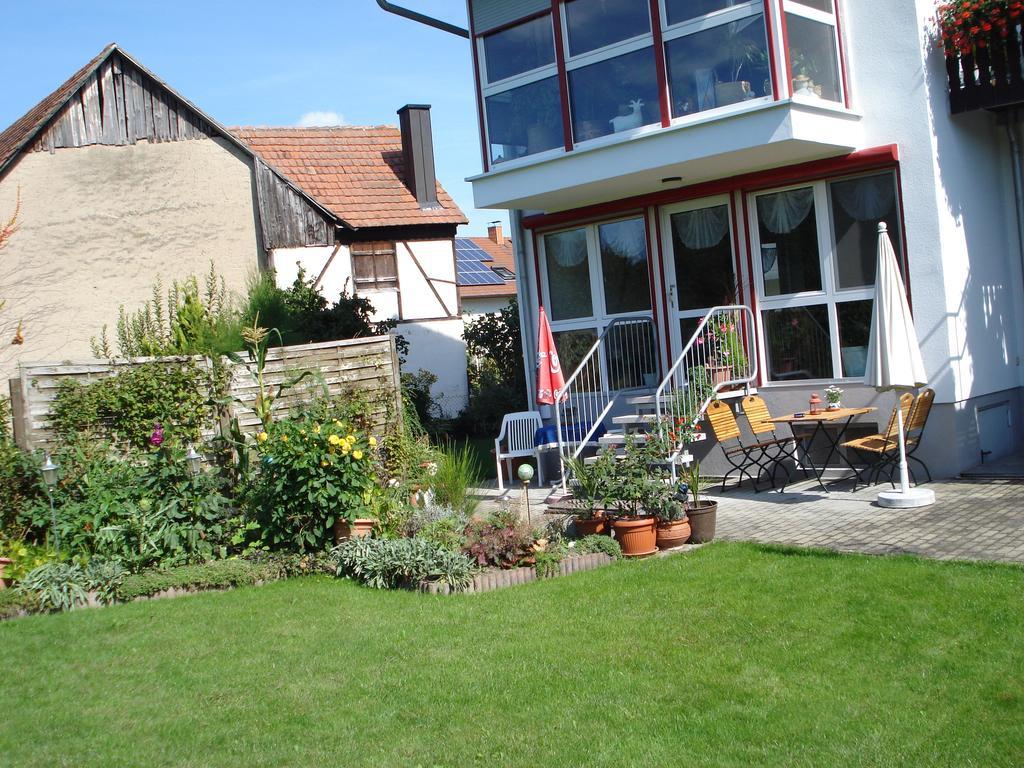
[554, 316, 657, 490]
[654, 305, 758, 479]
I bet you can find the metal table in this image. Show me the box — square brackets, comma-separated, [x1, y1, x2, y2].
[769, 407, 876, 492]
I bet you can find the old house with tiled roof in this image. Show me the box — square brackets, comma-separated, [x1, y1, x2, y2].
[0, 45, 471, 415]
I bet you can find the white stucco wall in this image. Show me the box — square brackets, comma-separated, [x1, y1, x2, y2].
[461, 295, 514, 317]
[398, 316, 469, 417]
[395, 239, 459, 319]
[0, 137, 263, 384]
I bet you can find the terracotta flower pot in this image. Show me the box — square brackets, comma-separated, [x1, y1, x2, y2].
[574, 514, 606, 537]
[686, 501, 718, 544]
[656, 519, 692, 550]
[612, 517, 657, 558]
[333, 518, 376, 544]
[0, 556, 11, 590]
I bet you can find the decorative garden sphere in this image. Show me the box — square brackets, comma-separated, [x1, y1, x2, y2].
[517, 463, 535, 484]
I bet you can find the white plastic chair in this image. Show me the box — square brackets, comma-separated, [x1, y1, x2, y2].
[494, 411, 545, 491]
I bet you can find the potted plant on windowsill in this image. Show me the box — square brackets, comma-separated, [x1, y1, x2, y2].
[563, 454, 611, 536]
[682, 462, 717, 544]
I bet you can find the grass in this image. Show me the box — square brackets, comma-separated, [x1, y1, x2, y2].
[2, 543, 1023, 767]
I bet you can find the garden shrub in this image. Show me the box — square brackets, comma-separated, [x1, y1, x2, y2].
[430, 443, 482, 516]
[462, 509, 536, 569]
[459, 298, 527, 436]
[0, 539, 58, 583]
[50, 359, 216, 450]
[404, 504, 468, 552]
[23, 439, 236, 571]
[0, 439, 43, 538]
[249, 416, 380, 551]
[572, 535, 623, 560]
[17, 562, 89, 612]
[335, 536, 475, 591]
[401, 369, 440, 429]
[116, 558, 289, 601]
[0, 587, 37, 619]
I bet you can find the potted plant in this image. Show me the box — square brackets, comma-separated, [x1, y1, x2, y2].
[698, 319, 748, 385]
[563, 454, 611, 536]
[654, 498, 690, 551]
[825, 385, 843, 410]
[682, 462, 718, 544]
[607, 436, 670, 557]
[715, 24, 770, 106]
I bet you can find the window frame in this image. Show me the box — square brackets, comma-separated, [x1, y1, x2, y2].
[538, 213, 657, 388]
[747, 169, 903, 384]
[781, 0, 846, 106]
[351, 242, 399, 292]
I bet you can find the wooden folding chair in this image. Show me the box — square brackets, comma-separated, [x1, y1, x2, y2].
[875, 389, 935, 486]
[706, 400, 792, 493]
[739, 395, 803, 491]
[842, 392, 914, 488]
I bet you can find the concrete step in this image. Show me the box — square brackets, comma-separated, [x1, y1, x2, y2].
[598, 432, 649, 447]
[611, 414, 656, 427]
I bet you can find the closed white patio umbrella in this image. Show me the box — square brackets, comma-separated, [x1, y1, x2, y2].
[863, 222, 934, 508]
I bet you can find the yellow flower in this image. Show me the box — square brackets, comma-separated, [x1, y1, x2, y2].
[333, 419, 341, 426]
[280, 434, 289, 442]
[300, 429, 307, 436]
[256, 432, 269, 443]
[342, 443, 350, 454]
[347, 434, 356, 443]
[369, 436, 378, 447]
[321, 460, 329, 468]
[313, 424, 321, 434]
[353, 450, 364, 460]
[328, 434, 342, 446]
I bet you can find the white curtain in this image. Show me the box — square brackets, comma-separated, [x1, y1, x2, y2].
[834, 174, 895, 222]
[672, 206, 729, 250]
[757, 188, 814, 234]
[548, 231, 587, 268]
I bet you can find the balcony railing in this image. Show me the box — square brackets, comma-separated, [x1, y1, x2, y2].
[946, 24, 1024, 114]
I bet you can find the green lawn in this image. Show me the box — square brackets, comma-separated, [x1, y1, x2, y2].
[2, 543, 1023, 767]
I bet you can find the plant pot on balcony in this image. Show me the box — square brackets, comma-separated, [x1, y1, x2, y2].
[612, 516, 657, 557]
[574, 512, 607, 537]
[334, 518, 376, 544]
[706, 364, 733, 387]
[686, 501, 718, 544]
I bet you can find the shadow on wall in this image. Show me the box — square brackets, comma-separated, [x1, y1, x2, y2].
[398, 318, 469, 419]
[924, 35, 1024, 465]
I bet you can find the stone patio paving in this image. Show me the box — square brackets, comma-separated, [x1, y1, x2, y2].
[474, 477, 1024, 564]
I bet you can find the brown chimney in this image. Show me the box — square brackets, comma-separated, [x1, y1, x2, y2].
[398, 104, 440, 209]
[488, 222, 504, 245]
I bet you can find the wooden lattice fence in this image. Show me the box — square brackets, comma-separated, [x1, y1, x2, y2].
[8, 335, 402, 452]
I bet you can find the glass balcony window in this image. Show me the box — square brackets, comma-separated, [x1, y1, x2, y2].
[564, 0, 651, 57]
[485, 76, 564, 165]
[665, 13, 772, 118]
[568, 47, 661, 142]
[482, 15, 556, 84]
[663, 0, 750, 27]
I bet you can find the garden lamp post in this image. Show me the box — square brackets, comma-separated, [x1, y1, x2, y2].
[517, 462, 535, 525]
[41, 454, 59, 553]
[184, 444, 202, 476]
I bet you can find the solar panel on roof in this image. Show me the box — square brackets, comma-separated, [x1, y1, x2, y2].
[455, 237, 504, 286]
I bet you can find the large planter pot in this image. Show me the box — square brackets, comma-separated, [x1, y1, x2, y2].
[706, 364, 733, 386]
[574, 514, 606, 537]
[686, 501, 718, 544]
[333, 518, 376, 544]
[656, 519, 692, 551]
[612, 517, 657, 558]
[0, 556, 11, 589]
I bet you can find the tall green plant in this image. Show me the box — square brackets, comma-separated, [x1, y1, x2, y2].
[431, 443, 482, 517]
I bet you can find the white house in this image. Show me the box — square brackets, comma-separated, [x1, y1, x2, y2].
[448, 0, 1024, 479]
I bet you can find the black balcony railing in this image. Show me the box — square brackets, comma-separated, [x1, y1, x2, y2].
[946, 25, 1024, 114]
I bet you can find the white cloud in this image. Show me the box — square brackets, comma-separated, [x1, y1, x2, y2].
[296, 111, 345, 127]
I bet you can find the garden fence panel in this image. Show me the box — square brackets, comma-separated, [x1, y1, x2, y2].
[12, 335, 402, 452]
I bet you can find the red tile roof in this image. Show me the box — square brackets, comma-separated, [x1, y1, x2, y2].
[458, 235, 517, 299]
[231, 126, 467, 230]
[0, 44, 116, 175]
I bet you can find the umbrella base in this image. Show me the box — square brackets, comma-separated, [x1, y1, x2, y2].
[877, 487, 935, 508]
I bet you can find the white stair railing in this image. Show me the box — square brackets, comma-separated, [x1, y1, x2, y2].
[654, 305, 757, 478]
[555, 316, 657, 489]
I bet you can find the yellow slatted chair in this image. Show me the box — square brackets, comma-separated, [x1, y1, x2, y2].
[842, 392, 914, 486]
[740, 395, 803, 490]
[706, 400, 792, 493]
[877, 389, 936, 486]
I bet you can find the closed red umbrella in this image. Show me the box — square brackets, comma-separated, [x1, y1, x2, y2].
[536, 307, 566, 405]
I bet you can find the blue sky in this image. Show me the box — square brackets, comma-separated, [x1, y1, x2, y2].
[0, 0, 506, 236]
